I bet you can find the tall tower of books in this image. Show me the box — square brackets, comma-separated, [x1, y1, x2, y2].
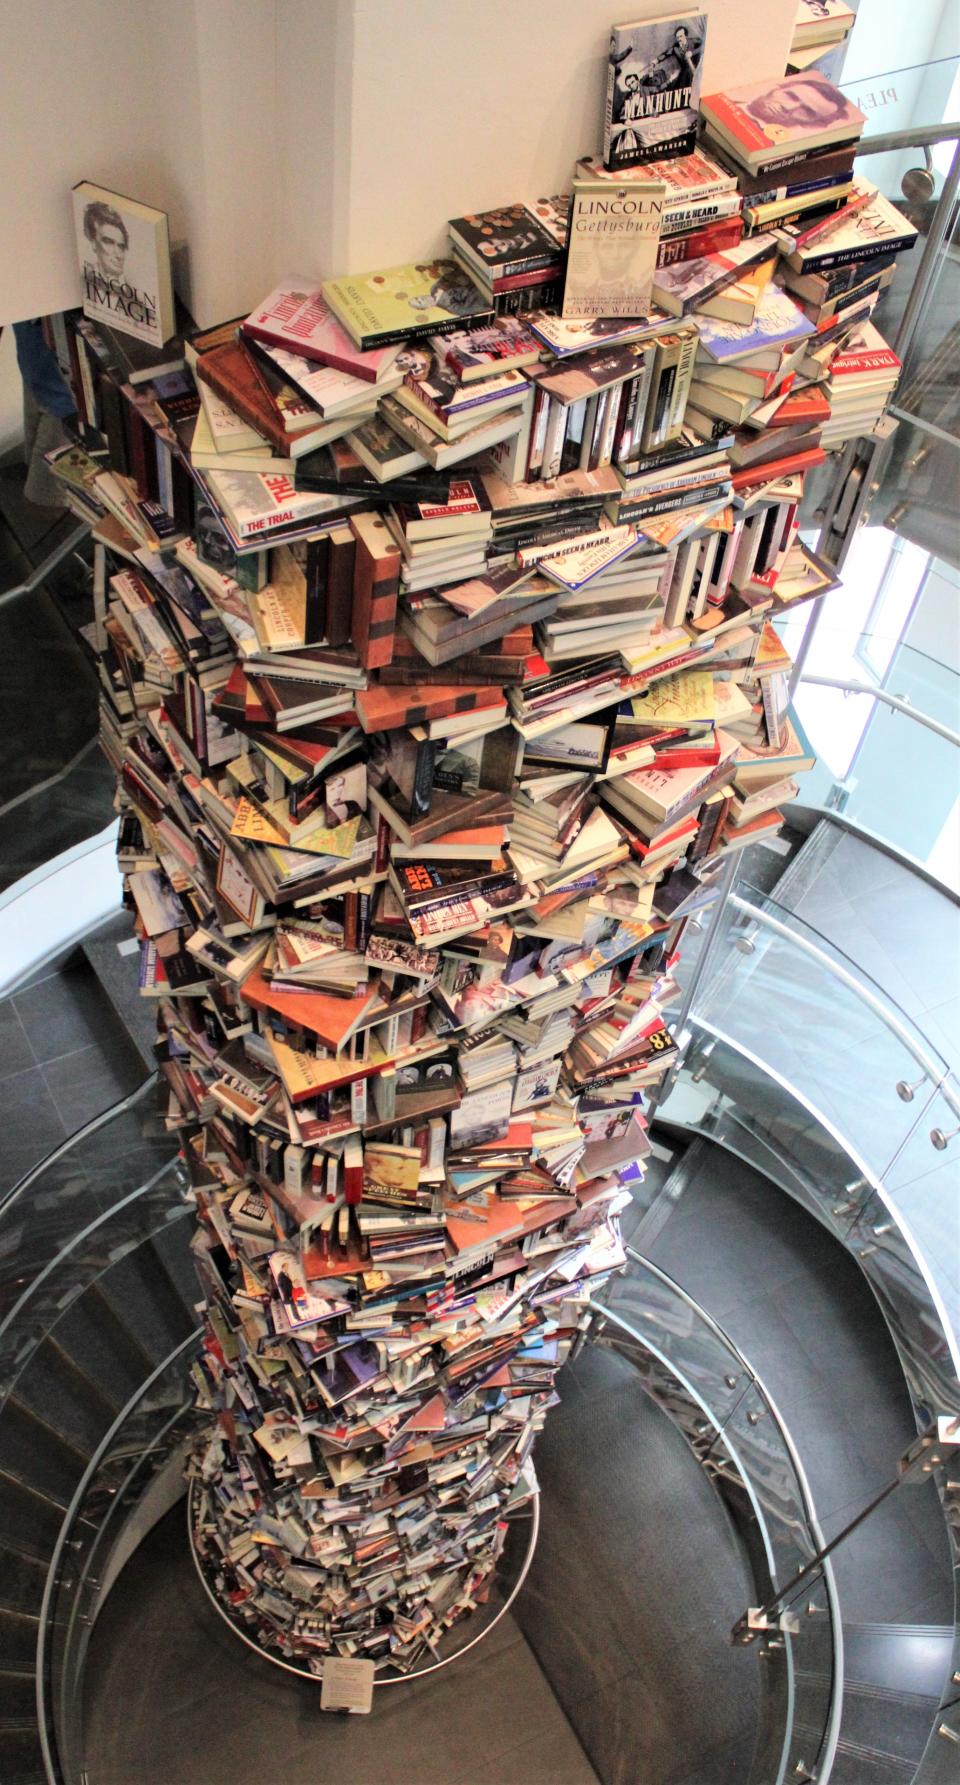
[48, 39, 912, 1689]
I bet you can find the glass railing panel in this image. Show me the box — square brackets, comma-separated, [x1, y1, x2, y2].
[0, 1076, 171, 1312]
[777, 1567, 836, 1781]
[40, 1337, 201, 1785]
[0, 1163, 189, 1404]
[675, 886, 951, 1193]
[595, 1269, 841, 1785]
[843, 55, 960, 201]
[847, 1118, 960, 1399]
[601, 1257, 754, 1430]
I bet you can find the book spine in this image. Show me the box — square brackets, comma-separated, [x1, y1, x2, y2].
[304, 533, 329, 646]
[351, 518, 400, 670]
[664, 331, 698, 442]
[540, 397, 568, 482]
[596, 384, 625, 469]
[639, 338, 681, 455]
[525, 386, 551, 480]
[578, 395, 599, 472]
[325, 528, 356, 647]
[794, 234, 913, 273]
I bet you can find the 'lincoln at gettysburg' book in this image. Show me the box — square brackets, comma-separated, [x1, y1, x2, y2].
[561, 178, 665, 319]
[72, 181, 176, 348]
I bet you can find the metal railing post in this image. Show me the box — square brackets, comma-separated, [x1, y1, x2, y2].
[652, 852, 740, 1117]
[894, 134, 960, 368]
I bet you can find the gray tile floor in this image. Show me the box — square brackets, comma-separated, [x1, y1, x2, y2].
[0, 955, 145, 1188]
[83, 1505, 600, 1785]
[634, 1141, 955, 1628]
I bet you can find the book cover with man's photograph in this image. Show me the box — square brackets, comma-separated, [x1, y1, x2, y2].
[72, 181, 176, 348]
[603, 11, 708, 171]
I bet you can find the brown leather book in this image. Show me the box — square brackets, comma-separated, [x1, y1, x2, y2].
[196, 340, 288, 455]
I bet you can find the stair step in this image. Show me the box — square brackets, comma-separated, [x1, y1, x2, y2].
[82, 930, 158, 1071]
[840, 1680, 942, 1768]
[0, 1721, 47, 1785]
[53, 1290, 160, 1408]
[843, 1622, 956, 1698]
[0, 1399, 88, 1505]
[12, 1342, 117, 1459]
[96, 1234, 197, 1366]
[0, 1546, 48, 1619]
[828, 1737, 916, 1780]
[0, 1611, 39, 1675]
[0, 1469, 66, 1562]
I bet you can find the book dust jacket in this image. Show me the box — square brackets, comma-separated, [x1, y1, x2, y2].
[72, 181, 176, 347]
[604, 12, 708, 170]
[561, 179, 666, 319]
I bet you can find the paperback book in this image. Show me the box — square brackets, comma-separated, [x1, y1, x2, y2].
[322, 262, 494, 350]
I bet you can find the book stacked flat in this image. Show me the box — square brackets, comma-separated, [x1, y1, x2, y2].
[788, 0, 855, 74]
[448, 202, 567, 317]
[43, 46, 911, 1687]
[700, 71, 866, 236]
[817, 322, 903, 449]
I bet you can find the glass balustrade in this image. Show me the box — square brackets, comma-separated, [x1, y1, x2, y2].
[669, 879, 960, 1375]
[594, 1277, 842, 1785]
[38, 1336, 202, 1785]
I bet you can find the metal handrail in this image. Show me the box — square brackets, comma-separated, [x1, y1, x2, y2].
[0, 1072, 158, 1222]
[798, 674, 960, 748]
[0, 523, 90, 609]
[595, 1294, 844, 1785]
[35, 1330, 202, 1785]
[856, 123, 960, 153]
[730, 893, 960, 1120]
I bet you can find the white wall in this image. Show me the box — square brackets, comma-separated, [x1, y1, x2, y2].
[0, 0, 277, 328]
[0, 330, 23, 457]
[1, 0, 799, 333]
[280, 0, 795, 274]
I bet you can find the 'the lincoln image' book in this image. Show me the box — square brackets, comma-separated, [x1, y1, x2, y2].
[72, 181, 176, 348]
[603, 11, 708, 170]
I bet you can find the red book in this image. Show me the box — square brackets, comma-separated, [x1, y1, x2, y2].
[240, 965, 381, 1052]
[656, 215, 743, 269]
[731, 446, 826, 491]
[763, 387, 831, 428]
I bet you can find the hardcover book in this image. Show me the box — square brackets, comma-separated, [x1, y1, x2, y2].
[72, 181, 176, 348]
[561, 178, 666, 319]
[603, 12, 708, 171]
[322, 261, 493, 350]
[448, 204, 564, 281]
[437, 318, 542, 382]
[242, 279, 400, 381]
[774, 180, 919, 272]
[652, 235, 777, 317]
[701, 73, 866, 172]
[695, 286, 815, 363]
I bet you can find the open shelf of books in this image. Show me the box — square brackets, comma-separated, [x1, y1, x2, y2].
[43, 19, 912, 1703]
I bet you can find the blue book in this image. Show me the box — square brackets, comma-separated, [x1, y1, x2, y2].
[695, 287, 815, 363]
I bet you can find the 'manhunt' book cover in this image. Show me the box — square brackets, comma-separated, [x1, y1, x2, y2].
[603, 11, 708, 171]
[71, 181, 176, 348]
[561, 178, 665, 319]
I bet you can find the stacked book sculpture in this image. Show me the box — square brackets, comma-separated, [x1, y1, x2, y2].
[46, 27, 910, 1689]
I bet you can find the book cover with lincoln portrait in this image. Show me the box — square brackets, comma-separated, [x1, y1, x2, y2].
[72, 181, 176, 348]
